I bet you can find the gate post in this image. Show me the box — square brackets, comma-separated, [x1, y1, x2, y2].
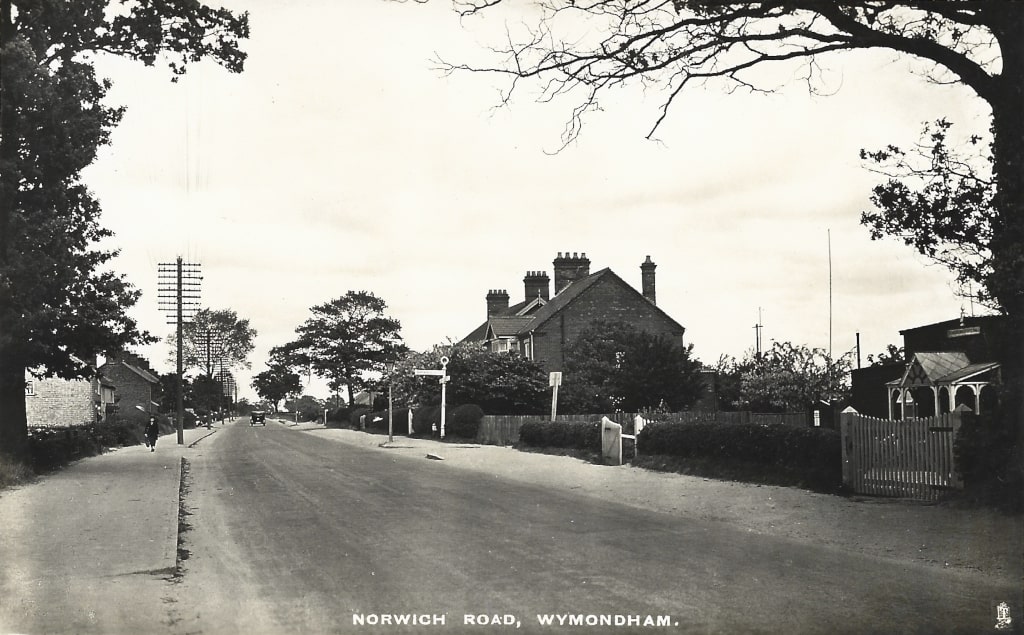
[840, 407, 858, 489]
[601, 417, 623, 466]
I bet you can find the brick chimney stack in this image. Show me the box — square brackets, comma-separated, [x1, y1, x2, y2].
[552, 252, 591, 295]
[523, 271, 550, 302]
[486, 289, 510, 317]
[641, 255, 657, 305]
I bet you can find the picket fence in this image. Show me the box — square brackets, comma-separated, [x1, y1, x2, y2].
[840, 409, 964, 501]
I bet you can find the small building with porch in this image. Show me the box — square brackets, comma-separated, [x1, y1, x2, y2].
[851, 315, 1004, 420]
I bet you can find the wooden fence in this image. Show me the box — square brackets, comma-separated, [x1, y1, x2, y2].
[840, 409, 964, 501]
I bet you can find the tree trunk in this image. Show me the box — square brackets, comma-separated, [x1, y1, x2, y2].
[988, 12, 1024, 486]
[0, 352, 29, 466]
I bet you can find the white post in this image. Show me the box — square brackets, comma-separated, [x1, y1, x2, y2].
[408, 408, 414, 436]
[440, 362, 447, 439]
[388, 381, 394, 443]
[549, 372, 562, 421]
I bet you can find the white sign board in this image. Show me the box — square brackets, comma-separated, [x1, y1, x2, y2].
[549, 372, 562, 387]
[414, 369, 445, 376]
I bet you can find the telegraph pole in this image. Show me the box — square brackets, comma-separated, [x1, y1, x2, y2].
[158, 257, 202, 444]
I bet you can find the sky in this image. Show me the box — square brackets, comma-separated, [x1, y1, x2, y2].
[81, 1, 993, 401]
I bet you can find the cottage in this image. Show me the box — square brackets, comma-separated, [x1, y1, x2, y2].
[98, 352, 162, 423]
[25, 367, 115, 428]
[850, 315, 1004, 419]
[461, 252, 685, 372]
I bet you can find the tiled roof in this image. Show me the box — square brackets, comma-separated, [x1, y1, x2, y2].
[913, 352, 970, 381]
[937, 361, 1000, 383]
[487, 317, 535, 337]
[123, 362, 160, 385]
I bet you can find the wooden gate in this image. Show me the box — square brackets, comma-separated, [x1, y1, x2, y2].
[840, 409, 964, 501]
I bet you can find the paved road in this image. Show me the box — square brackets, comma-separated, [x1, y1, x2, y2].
[160, 420, 1015, 634]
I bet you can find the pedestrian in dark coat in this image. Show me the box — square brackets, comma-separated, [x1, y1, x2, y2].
[145, 416, 159, 452]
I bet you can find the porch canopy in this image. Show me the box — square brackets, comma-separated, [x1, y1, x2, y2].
[886, 352, 1000, 419]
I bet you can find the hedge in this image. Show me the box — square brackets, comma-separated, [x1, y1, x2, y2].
[637, 421, 842, 489]
[519, 420, 602, 453]
[412, 406, 441, 435]
[448, 404, 484, 439]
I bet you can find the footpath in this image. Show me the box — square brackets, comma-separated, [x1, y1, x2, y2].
[0, 425, 217, 634]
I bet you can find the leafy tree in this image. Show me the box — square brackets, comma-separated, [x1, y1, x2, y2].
[283, 291, 405, 406]
[388, 341, 548, 415]
[866, 344, 906, 367]
[0, 1, 249, 465]
[442, 1, 1024, 461]
[251, 361, 302, 413]
[560, 320, 705, 414]
[732, 342, 851, 413]
[861, 119, 995, 307]
[190, 375, 226, 417]
[166, 308, 257, 377]
[284, 395, 325, 422]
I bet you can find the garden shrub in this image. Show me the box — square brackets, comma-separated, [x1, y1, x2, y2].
[519, 420, 601, 452]
[448, 404, 484, 439]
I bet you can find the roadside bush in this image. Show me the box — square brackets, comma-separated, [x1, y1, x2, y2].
[0, 457, 34, 489]
[28, 427, 101, 473]
[93, 419, 144, 448]
[448, 404, 484, 439]
[637, 421, 842, 491]
[955, 410, 1023, 512]
[326, 407, 351, 428]
[412, 406, 441, 435]
[519, 420, 601, 453]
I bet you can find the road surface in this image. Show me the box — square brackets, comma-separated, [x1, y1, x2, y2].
[158, 419, 1015, 634]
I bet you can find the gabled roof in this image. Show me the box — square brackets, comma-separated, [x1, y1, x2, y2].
[486, 316, 535, 338]
[888, 352, 999, 387]
[914, 352, 970, 381]
[122, 362, 160, 385]
[461, 266, 684, 343]
[523, 268, 684, 336]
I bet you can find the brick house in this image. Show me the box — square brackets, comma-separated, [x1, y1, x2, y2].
[25, 357, 116, 428]
[99, 352, 162, 423]
[25, 373, 116, 428]
[850, 315, 1004, 419]
[461, 252, 686, 372]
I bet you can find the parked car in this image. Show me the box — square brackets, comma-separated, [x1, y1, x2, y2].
[250, 410, 266, 426]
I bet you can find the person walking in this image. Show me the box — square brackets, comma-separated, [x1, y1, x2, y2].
[145, 415, 159, 452]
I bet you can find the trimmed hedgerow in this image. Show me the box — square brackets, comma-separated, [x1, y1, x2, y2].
[448, 404, 484, 439]
[519, 420, 602, 453]
[637, 421, 842, 490]
[412, 406, 441, 435]
[348, 407, 371, 429]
